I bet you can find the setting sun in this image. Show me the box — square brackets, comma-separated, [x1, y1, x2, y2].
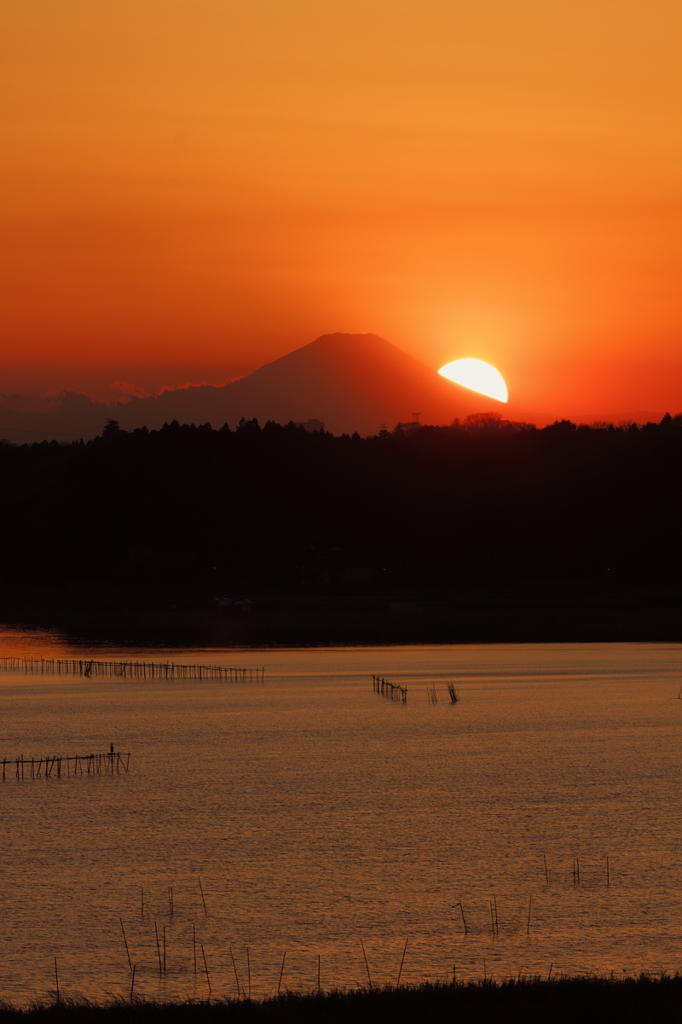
[438, 359, 509, 403]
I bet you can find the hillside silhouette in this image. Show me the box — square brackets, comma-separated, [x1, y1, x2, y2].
[1, 413, 682, 598]
[0, 334, 499, 442]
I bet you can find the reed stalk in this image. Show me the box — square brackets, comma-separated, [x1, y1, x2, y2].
[119, 918, 132, 972]
[360, 940, 373, 989]
[229, 946, 241, 998]
[154, 922, 162, 978]
[201, 944, 211, 1000]
[198, 877, 208, 917]
[277, 951, 286, 995]
[396, 939, 409, 986]
[455, 901, 468, 936]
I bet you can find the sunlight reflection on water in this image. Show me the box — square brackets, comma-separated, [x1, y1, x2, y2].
[0, 630, 681, 1004]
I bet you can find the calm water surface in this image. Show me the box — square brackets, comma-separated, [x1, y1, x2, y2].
[0, 630, 681, 1003]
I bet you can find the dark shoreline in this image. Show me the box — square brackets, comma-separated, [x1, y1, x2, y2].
[3, 977, 682, 1023]
[1, 586, 681, 648]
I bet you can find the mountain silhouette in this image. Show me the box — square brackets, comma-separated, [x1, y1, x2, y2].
[0, 333, 504, 442]
[114, 333, 495, 435]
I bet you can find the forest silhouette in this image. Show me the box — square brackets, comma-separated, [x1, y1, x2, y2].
[1, 412, 681, 593]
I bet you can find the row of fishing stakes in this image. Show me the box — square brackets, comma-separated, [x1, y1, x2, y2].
[372, 675, 408, 703]
[427, 684, 460, 704]
[0, 656, 265, 682]
[372, 676, 461, 705]
[2, 751, 130, 781]
[542, 853, 611, 886]
[428, 683, 461, 704]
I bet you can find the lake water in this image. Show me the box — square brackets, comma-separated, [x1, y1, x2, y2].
[0, 629, 681, 1005]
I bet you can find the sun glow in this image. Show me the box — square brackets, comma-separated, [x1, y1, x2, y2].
[438, 359, 508, 403]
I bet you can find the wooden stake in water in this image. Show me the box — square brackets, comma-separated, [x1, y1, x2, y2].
[201, 944, 211, 1000]
[120, 918, 133, 972]
[454, 900, 468, 936]
[360, 939, 373, 989]
[130, 964, 137, 1002]
[277, 951, 286, 995]
[53, 956, 60, 1005]
[198, 877, 208, 917]
[396, 939, 408, 986]
[543, 853, 549, 885]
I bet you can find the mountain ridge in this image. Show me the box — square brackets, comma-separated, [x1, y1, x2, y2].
[1, 333, 500, 442]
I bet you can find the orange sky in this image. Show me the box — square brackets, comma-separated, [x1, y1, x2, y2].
[1, 0, 681, 419]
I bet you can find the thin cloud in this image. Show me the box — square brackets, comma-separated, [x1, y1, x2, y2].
[110, 381, 151, 400]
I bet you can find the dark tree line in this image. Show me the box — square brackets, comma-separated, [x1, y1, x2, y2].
[1, 413, 681, 589]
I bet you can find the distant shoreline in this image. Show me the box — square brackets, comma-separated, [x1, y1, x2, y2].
[1, 976, 681, 1022]
[1, 586, 681, 647]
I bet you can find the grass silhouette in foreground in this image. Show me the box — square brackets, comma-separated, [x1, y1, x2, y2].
[3, 977, 682, 1023]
